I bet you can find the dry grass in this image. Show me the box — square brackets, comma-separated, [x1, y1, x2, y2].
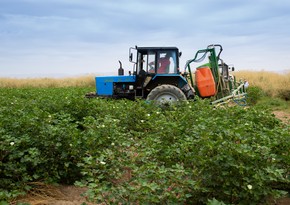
[234, 70, 290, 97]
[12, 182, 94, 205]
[0, 75, 95, 88]
[1, 71, 290, 98]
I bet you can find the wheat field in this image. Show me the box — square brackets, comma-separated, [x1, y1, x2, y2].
[0, 75, 95, 88]
[234, 70, 290, 97]
[1, 71, 289, 97]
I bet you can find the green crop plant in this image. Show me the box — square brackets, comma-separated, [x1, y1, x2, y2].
[0, 87, 289, 204]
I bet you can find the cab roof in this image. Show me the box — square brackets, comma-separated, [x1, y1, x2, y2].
[136, 46, 179, 52]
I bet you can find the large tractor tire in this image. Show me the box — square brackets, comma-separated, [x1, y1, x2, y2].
[146, 84, 187, 104]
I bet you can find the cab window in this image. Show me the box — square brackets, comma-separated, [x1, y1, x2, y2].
[157, 51, 177, 74]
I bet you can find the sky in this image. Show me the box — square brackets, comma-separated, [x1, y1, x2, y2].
[0, 0, 290, 77]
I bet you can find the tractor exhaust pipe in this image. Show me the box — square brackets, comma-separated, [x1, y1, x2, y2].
[118, 60, 124, 76]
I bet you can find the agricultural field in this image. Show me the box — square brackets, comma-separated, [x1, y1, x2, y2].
[234, 71, 290, 100]
[0, 71, 289, 205]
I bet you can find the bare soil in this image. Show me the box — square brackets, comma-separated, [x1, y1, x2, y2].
[273, 110, 290, 124]
[14, 184, 97, 205]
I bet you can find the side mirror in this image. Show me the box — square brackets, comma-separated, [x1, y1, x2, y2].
[179, 52, 182, 57]
[232, 67, 235, 71]
[129, 53, 133, 62]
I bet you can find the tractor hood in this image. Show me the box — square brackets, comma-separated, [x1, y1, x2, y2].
[95, 75, 136, 96]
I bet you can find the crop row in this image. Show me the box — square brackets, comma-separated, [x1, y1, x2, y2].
[0, 87, 289, 204]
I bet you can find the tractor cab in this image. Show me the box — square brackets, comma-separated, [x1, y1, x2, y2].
[129, 46, 191, 99]
[130, 47, 180, 75]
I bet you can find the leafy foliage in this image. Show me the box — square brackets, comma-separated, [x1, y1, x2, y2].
[278, 89, 290, 101]
[246, 86, 264, 105]
[0, 87, 289, 204]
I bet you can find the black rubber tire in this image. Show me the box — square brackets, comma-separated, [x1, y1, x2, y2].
[146, 84, 187, 103]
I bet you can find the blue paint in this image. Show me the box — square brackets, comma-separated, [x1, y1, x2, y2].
[95, 75, 136, 95]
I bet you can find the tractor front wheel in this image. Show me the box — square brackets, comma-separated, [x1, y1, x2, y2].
[146, 84, 187, 104]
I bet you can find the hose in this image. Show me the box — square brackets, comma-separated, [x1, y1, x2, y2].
[193, 52, 207, 63]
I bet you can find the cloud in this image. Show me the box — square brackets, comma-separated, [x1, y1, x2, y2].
[0, 0, 290, 76]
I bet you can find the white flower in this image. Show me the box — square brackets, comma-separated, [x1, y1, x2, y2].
[247, 184, 252, 190]
[111, 143, 115, 146]
[147, 114, 150, 117]
[140, 120, 145, 123]
[69, 144, 73, 147]
[156, 111, 160, 114]
[100, 161, 106, 165]
[101, 124, 105, 128]
[10, 142, 15, 146]
[48, 115, 51, 118]
[189, 106, 192, 109]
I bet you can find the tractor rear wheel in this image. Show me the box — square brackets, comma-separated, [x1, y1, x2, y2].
[146, 84, 186, 104]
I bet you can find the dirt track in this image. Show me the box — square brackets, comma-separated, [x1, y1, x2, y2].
[14, 185, 95, 205]
[273, 111, 290, 124]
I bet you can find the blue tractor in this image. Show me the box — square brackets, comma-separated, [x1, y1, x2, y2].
[87, 45, 247, 105]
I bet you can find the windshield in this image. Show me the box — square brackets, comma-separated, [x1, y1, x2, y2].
[137, 49, 178, 74]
